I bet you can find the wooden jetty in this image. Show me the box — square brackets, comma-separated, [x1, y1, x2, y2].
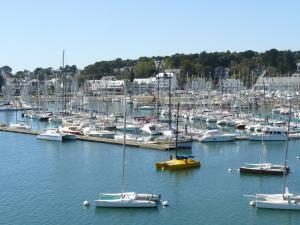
[0, 126, 174, 151]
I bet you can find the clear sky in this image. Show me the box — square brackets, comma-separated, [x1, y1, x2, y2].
[0, 0, 299, 72]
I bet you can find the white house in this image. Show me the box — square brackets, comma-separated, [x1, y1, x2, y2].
[87, 78, 124, 94]
[220, 79, 245, 92]
[133, 77, 155, 94]
[154, 72, 177, 91]
[191, 78, 213, 91]
[254, 70, 300, 91]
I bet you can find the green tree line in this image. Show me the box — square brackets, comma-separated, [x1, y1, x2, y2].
[1, 49, 300, 90]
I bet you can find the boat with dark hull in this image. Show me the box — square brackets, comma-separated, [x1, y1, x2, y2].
[239, 163, 290, 175]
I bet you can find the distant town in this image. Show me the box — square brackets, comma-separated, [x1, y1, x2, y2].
[1, 49, 300, 97]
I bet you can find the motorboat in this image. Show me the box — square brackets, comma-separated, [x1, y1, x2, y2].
[248, 126, 287, 141]
[199, 130, 236, 142]
[37, 128, 76, 141]
[141, 123, 163, 136]
[59, 126, 82, 135]
[158, 130, 192, 148]
[94, 192, 161, 208]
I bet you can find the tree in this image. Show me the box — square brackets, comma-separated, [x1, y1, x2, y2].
[129, 69, 135, 82]
[0, 74, 5, 91]
[0, 66, 12, 75]
[133, 60, 155, 78]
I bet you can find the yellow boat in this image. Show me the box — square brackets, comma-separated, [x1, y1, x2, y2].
[156, 103, 201, 170]
[156, 156, 201, 170]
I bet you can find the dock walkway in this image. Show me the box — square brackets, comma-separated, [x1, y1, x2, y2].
[0, 126, 173, 151]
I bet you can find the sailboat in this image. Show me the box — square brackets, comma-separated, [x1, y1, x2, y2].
[94, 84, 161, 208]
[240, 89, 289, 175]
[248, 101, 300, 210]
[156, 103, 200, 170]
[240, 124, 289, 175]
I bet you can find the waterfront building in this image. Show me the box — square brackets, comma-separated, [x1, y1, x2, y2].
[87, 77, 124, 94]
[254, 69, 300, 91]
[219, 78, 245, 93]
[155, 72, 177, 91]
[133, 77, 156, 94]
[191, 78, 213, 91]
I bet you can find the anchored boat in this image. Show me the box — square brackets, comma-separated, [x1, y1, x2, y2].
[94, 192, 160, 208]
[239, 163, 289, 175]
[156, 103, 200, 170]
[94, 87, 161, 208]
[248, 101, 300, 210]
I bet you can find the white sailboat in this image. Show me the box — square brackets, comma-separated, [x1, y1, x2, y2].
[94, 85, 161, 208]
[249, 101, 300, 210]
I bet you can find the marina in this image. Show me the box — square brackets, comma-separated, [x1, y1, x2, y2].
[1, 118, 300, 224]
[2, 0, 300, 223]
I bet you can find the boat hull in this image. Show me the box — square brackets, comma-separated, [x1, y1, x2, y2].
[240, 163, 289, 175]
[37, 135, 62, 141]
[239, 167, 287, 175]
[199, 134, 236, 142]
[254, 194, 300, 210]
[94, 200, 158, 208]
[156, 159, 200, 170]
[94, 192, 160, 208]
[248, 135, 287, 141]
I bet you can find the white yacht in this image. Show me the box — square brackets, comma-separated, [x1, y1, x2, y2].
[199, 130, 236, 142]
[248, 126, 287, 141]
[37, 128, 76, 141]
[158, 130, 192, 148]
[141, 123, 163, 136]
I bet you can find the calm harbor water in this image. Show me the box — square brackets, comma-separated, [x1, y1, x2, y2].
[1, 112, 300, 224]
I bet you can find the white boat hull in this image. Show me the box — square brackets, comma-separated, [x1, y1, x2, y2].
[94, 192, 160, 208]
[37, 130, 76, 142]
[94, 199, 158, 208]
[200, 134, 236, 142]
[248, 135, 287, 141]
[37, 134, 62, 141]
[254, 194, 300, 210]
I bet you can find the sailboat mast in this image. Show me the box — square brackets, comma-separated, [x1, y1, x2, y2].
[175, 102, 179, 157]
[121, 82, 127, 194]
[168, 74, 171, 130]
[62, 50, 67, 115]
[282, 100, 292, 197]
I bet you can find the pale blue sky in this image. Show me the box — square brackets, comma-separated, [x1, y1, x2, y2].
[0, 0, 299, 72]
